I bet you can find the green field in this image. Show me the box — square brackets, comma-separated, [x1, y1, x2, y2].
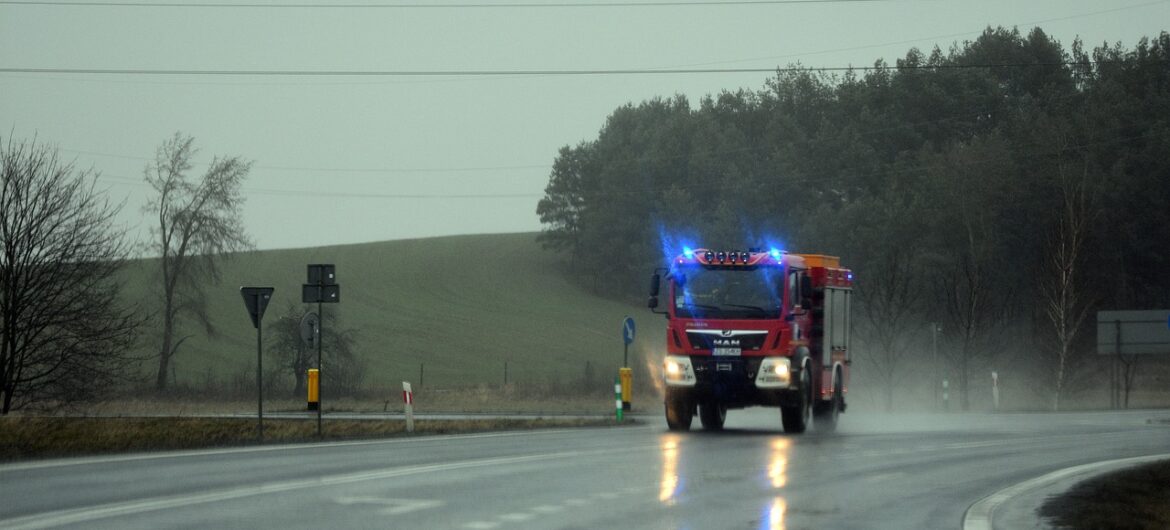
[122, 232, 665, 396]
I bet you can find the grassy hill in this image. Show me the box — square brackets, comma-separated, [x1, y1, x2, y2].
[123, 232, 664, 395]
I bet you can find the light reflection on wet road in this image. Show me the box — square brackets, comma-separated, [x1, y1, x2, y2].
[2, 409, 1168, 529]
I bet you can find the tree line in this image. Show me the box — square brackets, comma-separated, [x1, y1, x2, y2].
[536, 27, 1170, 410]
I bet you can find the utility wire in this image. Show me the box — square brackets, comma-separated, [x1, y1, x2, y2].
[60, 88, 1116, 177]
[94, 127, 1168, 201]
[0, 61, 1119, 77]
[0, 0, 895, 8]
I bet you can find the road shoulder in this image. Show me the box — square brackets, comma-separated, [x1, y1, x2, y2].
[963, 453, 1170, 530]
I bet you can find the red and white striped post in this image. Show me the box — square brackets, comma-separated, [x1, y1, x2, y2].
[403, 381, 415, 433]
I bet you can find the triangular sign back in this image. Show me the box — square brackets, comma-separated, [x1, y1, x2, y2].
[240, 287, 275, 329]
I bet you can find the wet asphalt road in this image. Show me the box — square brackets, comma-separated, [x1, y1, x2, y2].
[2, 408, 1168, 529]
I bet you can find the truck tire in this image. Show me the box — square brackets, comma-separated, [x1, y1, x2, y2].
[814, 370, 842, 432]
[781, 364, 811, 434]
[699, 402, 726, 431]
[665, 394, 693, 431]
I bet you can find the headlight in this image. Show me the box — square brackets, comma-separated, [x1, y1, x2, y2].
[756, 357, 792, 388]
[663, 355, 696, 387]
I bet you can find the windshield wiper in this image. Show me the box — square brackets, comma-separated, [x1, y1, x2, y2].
[720, 304, 770, 314]
[681, 303, 721, 312]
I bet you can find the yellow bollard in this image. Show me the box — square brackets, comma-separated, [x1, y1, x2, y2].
[620, 367, 633, 411]
[307, 369, 319, 411]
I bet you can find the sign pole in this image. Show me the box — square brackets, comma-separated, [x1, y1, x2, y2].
[317, 299, 323, 437]
[239, 287, 274, 443]
[256, 293, 264, 442]
[619, 316, 635, 412]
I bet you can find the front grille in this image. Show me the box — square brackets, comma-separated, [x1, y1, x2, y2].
[686, 331, 769, 351]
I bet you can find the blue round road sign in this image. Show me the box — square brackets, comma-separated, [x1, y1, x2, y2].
[622, 316, 636, 345]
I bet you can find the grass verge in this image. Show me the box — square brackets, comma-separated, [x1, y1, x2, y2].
[1039, 460, 1170, 530]
[0, 416, 626, 462]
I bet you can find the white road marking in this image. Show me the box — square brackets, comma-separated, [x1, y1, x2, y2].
[0, 429, 582, 473]
[531, 505, 564, 514]
[334, 496, 443, 515]
[962, 453, 1170, 530]
[564, 498, 592, 506]
[0, 451, 590, 530]
[499, 512, 535, 522]
[462, 522, 501, 529]
[944, 440, 1009, 450]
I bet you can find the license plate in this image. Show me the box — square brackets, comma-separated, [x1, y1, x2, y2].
[713, 347, 741, 356]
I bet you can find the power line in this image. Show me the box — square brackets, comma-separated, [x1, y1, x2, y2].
[60, 147, 549, 173]
[61, 90, 1112, 179]
[99, 174, 543, 199]
[0, 62, 1116, 77]
[0, 0, 893, 8]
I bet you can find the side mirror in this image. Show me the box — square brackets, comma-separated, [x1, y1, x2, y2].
[799, 274, 814, 311]
[649, 268, 669, 316]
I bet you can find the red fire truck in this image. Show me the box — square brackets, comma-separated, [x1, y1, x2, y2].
[648, 247, 853, 432]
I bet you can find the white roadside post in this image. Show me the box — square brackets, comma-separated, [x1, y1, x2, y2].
[403, 381, 415, 433]
[991, 371, 1000, 411]
[942, 379, 949, 411]
[614, 377, 623, 421]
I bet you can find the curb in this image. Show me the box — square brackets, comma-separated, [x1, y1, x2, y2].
[962, 453, 1170, 530]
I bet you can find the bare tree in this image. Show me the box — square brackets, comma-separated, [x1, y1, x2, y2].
[266, 303, 362, 399]
[1039, 143, 1100, 411]
[0, 135, 139, 414]
[842, 194, 926, 411]
[144, 133, 252, 391]
[926, 136, 1016, 411]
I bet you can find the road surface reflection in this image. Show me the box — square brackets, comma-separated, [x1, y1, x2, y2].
[659, 434, 681, 504]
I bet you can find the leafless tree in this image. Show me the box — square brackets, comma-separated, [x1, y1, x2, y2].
[266, 303, 362, 398]
[143, 133, 252, 391]
[843, 194, 927, 411]
[0, 135, 140, 414]
[926, 136, 1016, 411]
[1039, 140, 1100, 411]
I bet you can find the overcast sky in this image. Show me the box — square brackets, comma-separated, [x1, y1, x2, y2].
[1, 0, 1166, 250]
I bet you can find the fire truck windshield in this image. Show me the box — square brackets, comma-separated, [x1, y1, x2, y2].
[673, 266, 783, 320]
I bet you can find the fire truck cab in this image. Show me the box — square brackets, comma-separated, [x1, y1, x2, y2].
[648, 247, 853, 433]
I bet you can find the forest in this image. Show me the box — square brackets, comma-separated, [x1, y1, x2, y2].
[536, 27, 1170, 411]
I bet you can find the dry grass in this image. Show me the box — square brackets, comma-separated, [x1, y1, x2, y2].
[1039, 460, 1170, 530]
[71, 385, 662, 417]
[0, 416, 625, 462]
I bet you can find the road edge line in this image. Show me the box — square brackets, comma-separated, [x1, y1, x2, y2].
[962, 452, 1170, 530]
[0, 425, 653, 473]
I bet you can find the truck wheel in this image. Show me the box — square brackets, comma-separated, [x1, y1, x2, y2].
[814, 372, 842, 432]
[698, 403, 726, 431]
[665, 395, 693, 431]
[781, 364, 811, 434]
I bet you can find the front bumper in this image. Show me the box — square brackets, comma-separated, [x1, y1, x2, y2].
[664, 355, 801, 408]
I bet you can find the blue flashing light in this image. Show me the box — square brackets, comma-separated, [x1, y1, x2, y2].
[847, 272, 854, 281]
[769, 248, 783, 260]
[683, 247, 694, 259]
